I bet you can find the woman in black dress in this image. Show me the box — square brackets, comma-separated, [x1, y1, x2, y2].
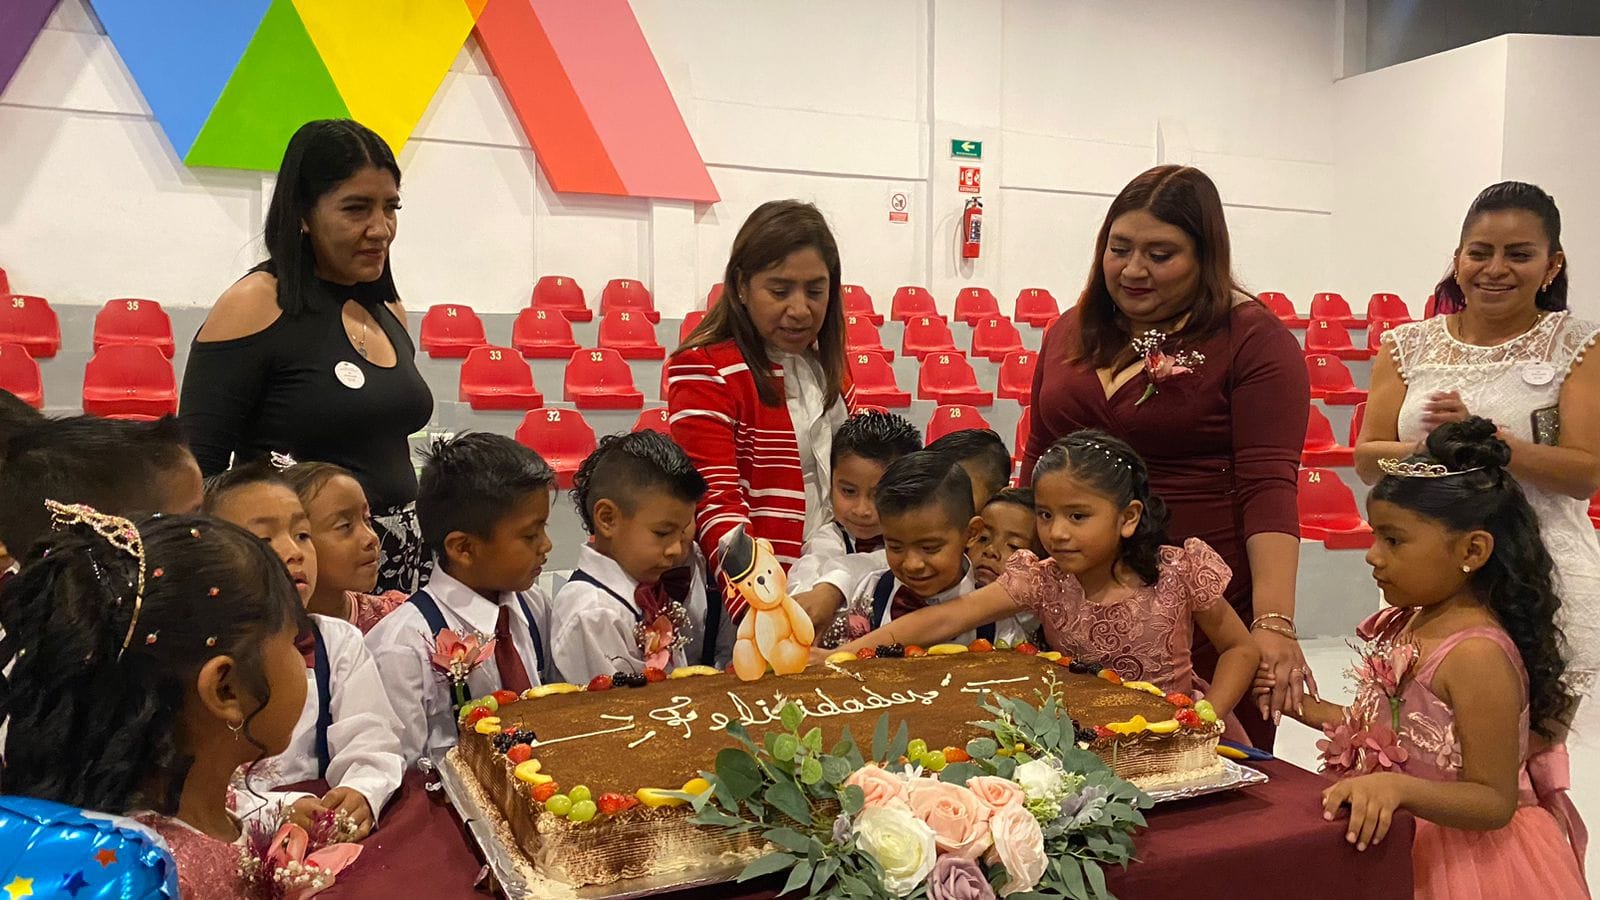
[179, 120, 434, 592]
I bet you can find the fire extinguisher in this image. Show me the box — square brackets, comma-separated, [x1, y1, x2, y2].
[961, 197, 983, 259]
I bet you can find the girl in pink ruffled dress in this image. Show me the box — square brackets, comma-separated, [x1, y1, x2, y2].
[1270, 418, 1588, 899]
[835, 430, 1261, 726]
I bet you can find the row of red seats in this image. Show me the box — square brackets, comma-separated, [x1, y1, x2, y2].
[1, 295, 177, 359]
[421, 305, 668, 360]
[0, 341, 177, 418]
[849, 349, 1034, 408]
[847, 314, 1028, 362]
[1259, 291, 1417, 330]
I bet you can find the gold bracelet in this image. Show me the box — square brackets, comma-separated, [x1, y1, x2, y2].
[1251, 612, 1295, 630]
[1253, 622, 1298, 641]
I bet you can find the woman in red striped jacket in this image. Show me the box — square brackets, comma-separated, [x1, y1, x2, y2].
[666, 200, 854, 623]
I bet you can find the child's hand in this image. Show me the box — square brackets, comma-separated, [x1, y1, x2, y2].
[1322, 773, 1407, 852]
[320, 787, 375, 842]
[286, 796, 329, 831]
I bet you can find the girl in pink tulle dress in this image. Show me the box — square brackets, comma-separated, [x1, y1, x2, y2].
[835, 431, 1261, 724]
[1271, 418, 1588, 899]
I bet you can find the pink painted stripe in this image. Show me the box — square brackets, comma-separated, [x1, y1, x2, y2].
[531, 0, 717, 204]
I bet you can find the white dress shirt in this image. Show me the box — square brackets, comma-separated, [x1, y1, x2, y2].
[788, 522, 888, 597]
[779, 350, 848, 544]
[550, 545, 698, 684]
[844, 564, 1036, 646]
[232, 614, 404, 827]
[365, 564, 548, 766]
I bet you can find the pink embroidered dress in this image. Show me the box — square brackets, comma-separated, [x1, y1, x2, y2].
[1325, 608, 1589, 899]
[346, 589, 407, 634]
[996, 538, 1230, 694]
[133, 814, 254, 899]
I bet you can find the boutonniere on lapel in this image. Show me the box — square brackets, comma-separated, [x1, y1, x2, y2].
[1131, 329, 1205, 406]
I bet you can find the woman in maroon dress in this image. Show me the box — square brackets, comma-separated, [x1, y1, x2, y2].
[1021, 165, 1311, 749]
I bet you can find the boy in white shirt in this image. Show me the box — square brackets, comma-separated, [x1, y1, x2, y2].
[821, 451, 1034, 649]
[551, 431, 712, 684]
[366, 434, 556, 766]
[789, 411, 922, 602]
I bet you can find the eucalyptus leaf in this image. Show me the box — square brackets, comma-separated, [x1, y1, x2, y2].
[939, 761, 982, 785]
[802, 726, 824, 754]
[780, 701, 804, 732]
[715, 748, 763, 801]
[966, 736, 998, 759]
[781, 858, 814, 896]
[1084, 858, 1108, 900]
[992, 755, 1016, 779]
[871, 714, 890, 762]
[886, 719, 910, 764]
[801, 755, 824, 785]
[763, 827, 812, 853]
[737, 852, 795, 882]
[821, 755, 852, 785]
[726, 720, 757, 752]
[1059, 855, 1087, 897]
[765, 778, 812, 825]
[812, 856, 842, 894]
[841, 784, 865, 815]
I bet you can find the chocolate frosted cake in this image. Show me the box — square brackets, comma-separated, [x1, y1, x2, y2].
[454, 648, 1222, 890]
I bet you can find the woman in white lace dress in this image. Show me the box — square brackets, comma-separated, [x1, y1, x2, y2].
[1357, 182, 1600, 698]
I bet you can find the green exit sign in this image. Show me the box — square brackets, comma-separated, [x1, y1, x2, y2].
[951, 139, 982, 159]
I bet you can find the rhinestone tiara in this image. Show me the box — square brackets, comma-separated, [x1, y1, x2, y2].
[1376, 458, 1486, 479]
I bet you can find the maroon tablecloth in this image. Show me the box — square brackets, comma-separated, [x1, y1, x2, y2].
[309, 760, 1413, 899]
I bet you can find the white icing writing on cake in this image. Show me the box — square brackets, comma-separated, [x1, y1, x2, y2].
[649, 696, 699, 740]
[960, 676, 1032, 694]
[705, 685, 940, 734]
[529, 716, 637, 750]
[627, 730, 657, 749]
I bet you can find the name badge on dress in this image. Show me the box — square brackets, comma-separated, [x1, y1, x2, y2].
[1522, 362, 1556, 386]
[334, 360, 366, 390]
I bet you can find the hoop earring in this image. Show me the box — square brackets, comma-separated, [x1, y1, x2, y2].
[228, 719, 244, 742]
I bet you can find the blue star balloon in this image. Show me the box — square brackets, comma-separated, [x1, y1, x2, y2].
[0, 796, 177, 899]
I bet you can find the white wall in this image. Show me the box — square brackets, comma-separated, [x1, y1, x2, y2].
[2, 0, 1338, 321]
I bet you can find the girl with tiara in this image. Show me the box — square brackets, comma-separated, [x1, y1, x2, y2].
[0, 506, 358, 898]
[834, 430, 1261, 733]
[1265, 418, 1588, 898]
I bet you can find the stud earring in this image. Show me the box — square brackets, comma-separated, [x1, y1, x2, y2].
[1461, 564, 1472, 573]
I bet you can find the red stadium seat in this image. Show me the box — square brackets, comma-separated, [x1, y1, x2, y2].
[970, 316, 1023, 362]
[532, 275, 591, 322]
[600, 278, 659, 324]
[1423, 295, 1441, 319]
[1258, 292, 1308, 329]
[0, 267, 8, 294]
[1298, 468, 1374, 550]
[1303, 406, 1353, 467]
[1310, 292, 1363, 328]
[1366, 293, 1412, 325]
[901, 316, 958, 360]
[845, 315, 892, 360]
[0, 295, 60, 358]
[1305, 354, 1367, 405]
[1367, 319, 1406, 353]
[597, 310, 665, 360]
[1589, 492, 1600, 529]
[1013, 288, 1059, 328]
[842, 285, 882, 325]
[1349, 401, 1367, 447]
[925, 404, 992, 444]
[0, 342, 43, 408]
[704, 283, 724, 309]
[890, 286, 942, 323]
[419, 303, 486, 359]
[515, 408, 596, 489]
[997, 350, 1037, 403]
[954, 287, 1000, 326]
[94, 298, 175, 358]
[512, 307, 580, 359]
[633, 407, 670, 435]
[848, 351, 911, 408]
[918, 352, 993, 406]
[458, 346, 544, 411]
[564, 347, 644, 409]
[679, 310, 707, 345]
[1304, 318, 1373, 361]
[81, 344, 176, 419]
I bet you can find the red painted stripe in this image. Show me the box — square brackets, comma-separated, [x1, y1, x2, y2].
[473, 0, 627, 196]
[532, 0, 718, 203]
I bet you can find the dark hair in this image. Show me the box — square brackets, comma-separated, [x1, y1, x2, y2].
[1370, 417, 1574, 737]
[926, 428, 1011, 498]
[1074, 165, 1246, 368]
[202, 459, 293, 513]
[417, 432, 555, 561]
[831, 410, 922, 469]
[985, 486, 1035, 512]
[1031, 430, 1171, 585]
[262, 119, 402, 316]
[570, 431, 708, 534]
[0, 513, 303, 814]
[282, 461, 361, 509]
[0, 389, 45, 479]
[0, 415, 193, 559]
[676, 200, 847, 408]
[1433, 182, 1567, 315]
[874, 450, 976, 528]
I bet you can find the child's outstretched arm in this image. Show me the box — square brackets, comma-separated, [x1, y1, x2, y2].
[1321, 636, 1523, 851]
[1190, 599, 1260, 718]
[834, 583, 1019, 656]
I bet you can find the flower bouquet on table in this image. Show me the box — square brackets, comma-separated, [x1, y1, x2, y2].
[677, 678, 1152, 899]
[238, 806, 362, 899]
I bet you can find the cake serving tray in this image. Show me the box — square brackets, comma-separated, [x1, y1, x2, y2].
[1145, 758, 1269, 803]
[431, 751, 751, 900]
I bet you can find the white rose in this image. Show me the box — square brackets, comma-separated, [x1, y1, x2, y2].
[1012, 759, 1064, 803]
[853, 804, 938, 897]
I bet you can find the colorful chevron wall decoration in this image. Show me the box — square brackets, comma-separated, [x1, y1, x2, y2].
[0, 0, 718, 203]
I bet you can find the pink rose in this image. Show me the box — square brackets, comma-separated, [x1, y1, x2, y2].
[906, 779, 992, 859]
[846, 764, 910, 811]
[986, 803, 1046, 896]
[965, 776, 1026, 816]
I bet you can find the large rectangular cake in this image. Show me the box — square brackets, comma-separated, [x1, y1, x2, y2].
[452, 647, 1223, 890]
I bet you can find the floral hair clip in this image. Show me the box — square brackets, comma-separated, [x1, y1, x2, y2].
[269, 451, 298, 471]
[45, 500, 147, 659]
[1376, 458, 1485, 479]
